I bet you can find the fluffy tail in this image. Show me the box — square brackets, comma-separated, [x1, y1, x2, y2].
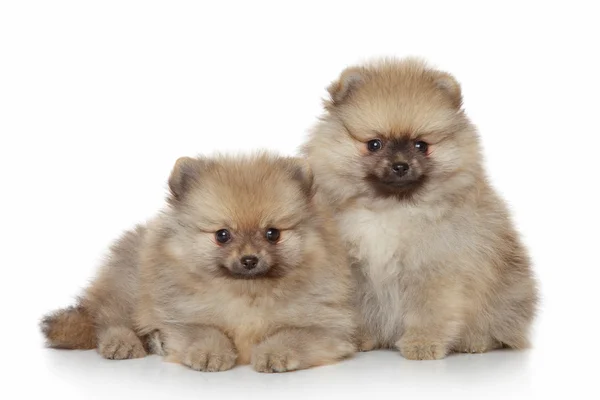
[40, 304, 97, 349]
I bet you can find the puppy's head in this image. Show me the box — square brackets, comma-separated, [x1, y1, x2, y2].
[305, 58, 481, 203]
[165, 152, 316, 280]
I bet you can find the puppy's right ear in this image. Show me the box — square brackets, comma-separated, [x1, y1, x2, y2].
[168, 156, 204, 203]
[326, 67, 365, 107]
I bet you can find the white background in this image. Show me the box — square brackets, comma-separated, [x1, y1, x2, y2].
[1, 1, 599, 399]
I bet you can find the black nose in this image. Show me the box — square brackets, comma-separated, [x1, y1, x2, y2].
[391, 162, 410, 177]
[240, 255, 258, 270]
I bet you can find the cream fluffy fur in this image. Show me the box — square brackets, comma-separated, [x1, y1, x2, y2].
[42, 152, 356, 372]
[303, 58, 538, 359]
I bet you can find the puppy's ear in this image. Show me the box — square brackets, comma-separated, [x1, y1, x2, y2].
[168, 156, 205, 203]
[434, 72, 463, 109]
[282, 157, 315, 199]
[326, 67, 365, 106]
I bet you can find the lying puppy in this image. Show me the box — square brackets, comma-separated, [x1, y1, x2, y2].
[42, 152, 356, 372]
[303, 58, 538, 359]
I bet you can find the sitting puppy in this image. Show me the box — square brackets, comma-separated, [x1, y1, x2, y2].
[41, 152, 356, 372]
[302, 58, 538, 360]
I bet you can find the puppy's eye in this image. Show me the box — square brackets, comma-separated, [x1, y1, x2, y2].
[414, 141, 429, 153]
[367, 139, 383, 152]
[265, 228, 281, 243]
[215, 229, 231, 244]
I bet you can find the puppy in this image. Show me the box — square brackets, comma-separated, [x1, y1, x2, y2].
[302, 58, 538, 360]
[41, 152, 356, 372]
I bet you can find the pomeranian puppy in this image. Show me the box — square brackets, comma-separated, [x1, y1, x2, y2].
[302, 58, 538, 360]
[41, 152, 356, 372]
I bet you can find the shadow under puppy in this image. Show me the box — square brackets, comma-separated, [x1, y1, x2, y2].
[41, 152, 356, 372]
[303, 58, 538, 360]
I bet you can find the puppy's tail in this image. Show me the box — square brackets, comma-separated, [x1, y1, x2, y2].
[40, 304, 97, 349]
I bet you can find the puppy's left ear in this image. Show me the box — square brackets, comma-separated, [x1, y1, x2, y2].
[434, 72, 463, 109]
[326, 67, 365, 107]
[282, 157, 315, 199]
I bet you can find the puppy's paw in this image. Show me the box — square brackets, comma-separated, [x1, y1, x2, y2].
[98, 327, 147, 360]
[457, 337, 502, 354]
[183, 340, 237, 372]
[251, 346, 301, 373]
[356, 334, 378, 352]
[396, 337, 447, 360]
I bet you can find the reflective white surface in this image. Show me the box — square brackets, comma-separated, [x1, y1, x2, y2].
[39, 346, 538, 400]
[12, 306, 594, 400]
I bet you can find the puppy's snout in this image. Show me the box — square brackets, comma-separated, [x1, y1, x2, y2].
[240, 255, 259, 270]
[391, 162, 410, 177]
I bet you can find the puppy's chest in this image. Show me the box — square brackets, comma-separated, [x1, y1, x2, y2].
[337, 206, 427, 281]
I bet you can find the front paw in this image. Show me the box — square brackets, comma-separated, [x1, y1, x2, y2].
[457, 337, 502, 354]
[183, 340, 237, 372]
[251, 344, 301, 373]
[98, 327, 147, 360]
[396, 337, 448, 360]
[356, 331, 378, 352]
